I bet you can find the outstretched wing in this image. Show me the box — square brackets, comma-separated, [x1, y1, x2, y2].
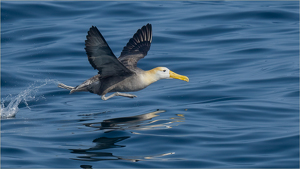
[118, 23, 152, 70]
[85, 26, 133, 78]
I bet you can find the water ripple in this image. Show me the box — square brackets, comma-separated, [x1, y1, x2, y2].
[1, 1, 299, 168]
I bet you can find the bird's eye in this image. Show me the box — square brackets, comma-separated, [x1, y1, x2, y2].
[163, 70, 166, 72]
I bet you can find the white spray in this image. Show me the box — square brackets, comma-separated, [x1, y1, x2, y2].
[0, 79, 60, 119]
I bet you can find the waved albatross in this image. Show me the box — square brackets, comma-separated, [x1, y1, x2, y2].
[58, 23, 189, 100]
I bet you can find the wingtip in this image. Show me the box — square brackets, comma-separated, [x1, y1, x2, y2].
[119, 23, 153, 60]
[86, 26, 101, 45]
[143, 23, 152, 30]
[88, 26, 98, 34]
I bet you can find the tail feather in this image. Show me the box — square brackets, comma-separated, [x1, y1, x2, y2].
[58, 75, 100, 94]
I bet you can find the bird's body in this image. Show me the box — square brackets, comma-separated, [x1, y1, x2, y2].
[58, 24, 188, 100]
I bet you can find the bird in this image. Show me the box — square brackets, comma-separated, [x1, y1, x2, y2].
[58, 23, 189, 100]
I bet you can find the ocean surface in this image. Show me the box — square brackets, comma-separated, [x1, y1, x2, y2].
[1, 1, 299, 168]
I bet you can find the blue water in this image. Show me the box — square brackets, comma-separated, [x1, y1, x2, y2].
[1, 1, 299, 168]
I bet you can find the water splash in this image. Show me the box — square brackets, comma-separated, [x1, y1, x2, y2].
[0, 79, 60, 119]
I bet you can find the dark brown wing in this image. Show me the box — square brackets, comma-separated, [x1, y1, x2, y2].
[85, 26, 133, 78]
[118, 23, 152, 70]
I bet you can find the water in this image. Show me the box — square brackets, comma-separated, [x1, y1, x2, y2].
[1, 1, 299, 168]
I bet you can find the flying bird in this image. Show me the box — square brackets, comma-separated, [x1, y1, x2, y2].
[58, 24, 189, 100]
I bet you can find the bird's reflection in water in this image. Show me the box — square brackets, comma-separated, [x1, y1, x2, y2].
[83, 109, 184, 132]
[80, 165, 92, 169]
[70, 109, 184, 162]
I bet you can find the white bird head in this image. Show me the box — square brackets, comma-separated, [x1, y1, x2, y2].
[151, 67, 189, 82]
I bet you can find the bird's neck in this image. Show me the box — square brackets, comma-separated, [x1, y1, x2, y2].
[142, 69, 160, 86]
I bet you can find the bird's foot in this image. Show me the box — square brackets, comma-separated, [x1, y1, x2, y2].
[127, 94, 137, 98]
[116, 92, 137, 98]
[101, 92, 137, 100]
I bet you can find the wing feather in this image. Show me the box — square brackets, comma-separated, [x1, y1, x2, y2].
[118, 23, 152, 70]
[85, 26, 132, 78]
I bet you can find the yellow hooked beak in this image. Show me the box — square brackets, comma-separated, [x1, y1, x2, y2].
[169, 71, 189, 82]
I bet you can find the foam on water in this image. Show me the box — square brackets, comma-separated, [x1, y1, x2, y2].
[0, 79, 60, 119]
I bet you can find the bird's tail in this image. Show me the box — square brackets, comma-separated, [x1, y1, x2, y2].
[58, 83, 76, 94]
